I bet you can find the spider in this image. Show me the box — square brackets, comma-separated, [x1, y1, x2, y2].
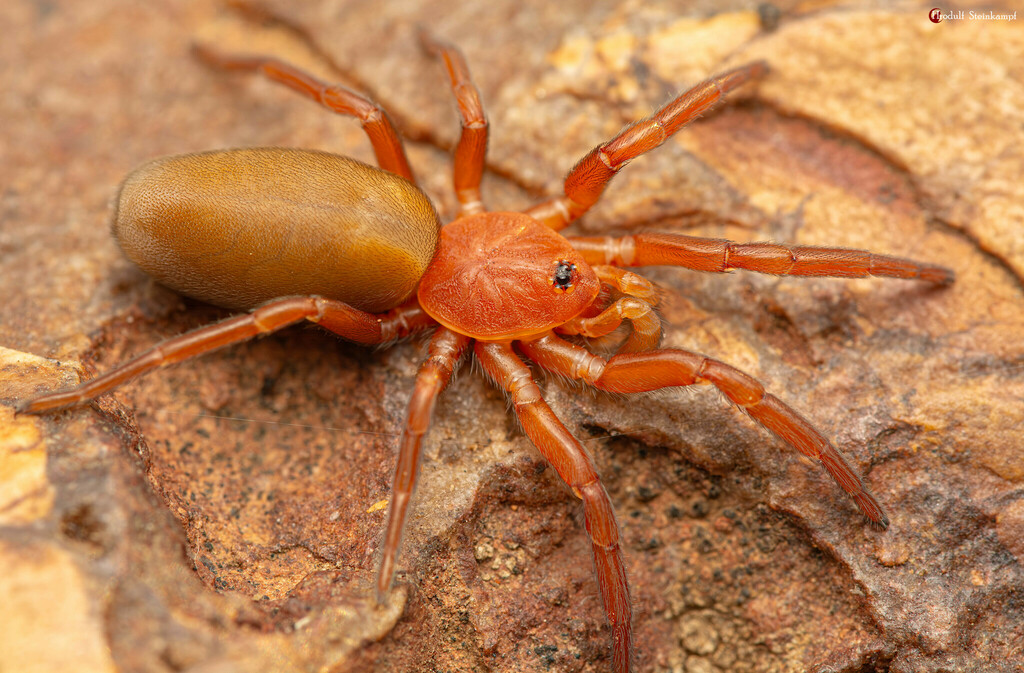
[19, 34, 954, 673]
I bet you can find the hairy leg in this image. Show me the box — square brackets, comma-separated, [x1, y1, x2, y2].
[194, 44, 416, 181]
[19, 298, 433, 414]
[569, 233, 955, 284]
[420, 32, 489, 216]
[520, 333, 889, 527]
[525, 62, 767, 230]
[475, 341, 633, 673]
[377, 328, 471, 600]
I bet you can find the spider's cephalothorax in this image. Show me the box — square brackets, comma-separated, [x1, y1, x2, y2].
[20, 34, 954, 673]
[418, 212, 600, 341]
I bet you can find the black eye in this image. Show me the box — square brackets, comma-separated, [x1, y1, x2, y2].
[552, 261, 575, 292]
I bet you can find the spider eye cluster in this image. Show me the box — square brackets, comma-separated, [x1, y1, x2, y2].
[552, 260, 576, 293]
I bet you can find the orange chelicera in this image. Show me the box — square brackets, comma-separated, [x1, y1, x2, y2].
[19, 34, 954, 672]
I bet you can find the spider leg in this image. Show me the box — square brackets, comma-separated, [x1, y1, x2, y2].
[519, 333, 889, 528]
[377, 328, 471, 601]
[557, 297, 661, 353]
[193, 44, 416, 181]
[569, 233, 955, 284]
[18, 298, 433, 414]
[525, 62, 767, 230]
[420, 32, 489, 216]
[475, 341, 632, 673]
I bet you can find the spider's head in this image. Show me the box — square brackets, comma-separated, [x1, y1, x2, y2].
[417, 211, 600, 340]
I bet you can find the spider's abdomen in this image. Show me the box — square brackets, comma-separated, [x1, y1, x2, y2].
[418, 212, 600, 340]
[113, 148, 441, 313]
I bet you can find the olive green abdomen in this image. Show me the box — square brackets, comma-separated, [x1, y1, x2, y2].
[112, 148, 440, 313]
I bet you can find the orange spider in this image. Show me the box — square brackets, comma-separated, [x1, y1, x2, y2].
[19, 35, 953, 672]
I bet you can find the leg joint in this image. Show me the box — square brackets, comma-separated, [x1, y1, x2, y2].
[699, 359, 766, 407]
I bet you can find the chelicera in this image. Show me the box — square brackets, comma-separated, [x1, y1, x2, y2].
[20, 34, 954, 673]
